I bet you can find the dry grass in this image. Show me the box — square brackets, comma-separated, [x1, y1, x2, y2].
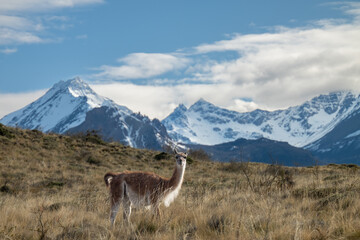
[1, 124, 360, 239]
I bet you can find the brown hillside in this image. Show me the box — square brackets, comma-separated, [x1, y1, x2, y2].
[1, 124, 360, 239]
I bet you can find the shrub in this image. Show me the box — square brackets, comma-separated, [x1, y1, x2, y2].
[234, 162, 295, 193]
[186, 156, 194, 165]
[154, 152, 170, 161]
[86, 156, 101, 166]
[42, 136, 57, 150]
[264, 165, 295, 190]
[342, 164, 359, 169]
[46, 181, 65, 188]
[71, 130, 105, 145]
[207, 215, 227, 233]
[0, 124, 14, 139]
[189, 149, 212, 162]
[221, 160, 244, 172]
[84, 130, 105, 145]
[0, 184, 11, 193]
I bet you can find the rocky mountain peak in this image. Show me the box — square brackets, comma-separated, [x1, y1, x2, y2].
[162, 90, 360, 148]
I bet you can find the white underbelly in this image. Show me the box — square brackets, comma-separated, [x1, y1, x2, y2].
[163, 186, 180, 207]
[126, 186, 151, 208]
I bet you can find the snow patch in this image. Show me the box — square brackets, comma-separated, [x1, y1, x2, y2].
[346, 130, 360, 139]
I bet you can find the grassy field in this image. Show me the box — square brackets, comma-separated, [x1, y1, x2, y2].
[1, 124, 360, 239]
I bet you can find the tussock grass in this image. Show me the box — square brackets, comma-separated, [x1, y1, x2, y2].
[1, 124, 360, 239]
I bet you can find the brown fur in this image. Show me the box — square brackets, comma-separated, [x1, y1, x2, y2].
[107, 167, 182, 205]
[104, 152, 187, 225]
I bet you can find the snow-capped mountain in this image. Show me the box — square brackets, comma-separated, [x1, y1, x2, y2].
[67, 106, 170, 150]
[2, 77, 359, 162]
[162, 91, 360, 148]
[306, 106, 360, 163]
[0, 77, 118, 133]
[0, 77, 170, 150]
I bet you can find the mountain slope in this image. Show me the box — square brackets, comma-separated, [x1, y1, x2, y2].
[67, 106, 170, 150]
[162, 91, 360, 148]
[0, 77, 120, 133]
[0, 77, 170, 150]
[306, 108, 360, 164]
[188, 138, 316, 166]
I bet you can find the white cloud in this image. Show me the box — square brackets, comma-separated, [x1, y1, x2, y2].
[328, 2, 360, 21]
[0, 0, 103, 46]
[0, 14, 45, 44]
[91, 82, 271, 119]
[45, 16, 69, 22]
[0, 27, 44, 45]
[89, 2, 360, 119]
[0, 90, 47, 119]
[0, 0, 104, 13]
[0, 15, 43, 31]
[228, 99, 260, 113]
[91, 83, 178, 119]
[0, 47, 17, 54]
[191, 23, 360, 108]
[96, 53, 190, 80]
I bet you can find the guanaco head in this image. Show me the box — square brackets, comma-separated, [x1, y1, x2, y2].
[174, 149, 188, 167]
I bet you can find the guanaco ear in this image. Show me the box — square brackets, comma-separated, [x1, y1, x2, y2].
[174, 148, 179, 155]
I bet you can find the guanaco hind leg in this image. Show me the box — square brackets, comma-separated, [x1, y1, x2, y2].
[110, 198, 120, 226]
[109, 180, 124, 226]
[122, 198, 132, 222]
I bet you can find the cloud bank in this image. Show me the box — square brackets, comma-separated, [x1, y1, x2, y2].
[90, 2, 360, 118]
[97, 53, 190, 80]
[0, 0, 103, 12]
[1, 2, 360, 121]
[0, 90, 46, 119]
[192, 23, 360, 107]
[0, 0, 103, 49]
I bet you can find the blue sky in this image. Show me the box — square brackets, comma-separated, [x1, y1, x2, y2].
[1, 1, 360, 119]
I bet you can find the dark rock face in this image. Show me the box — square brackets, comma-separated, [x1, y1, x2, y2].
[306, 109, 360, 164]
[67, 106, 170, 150]
[187, 138, 316, 167]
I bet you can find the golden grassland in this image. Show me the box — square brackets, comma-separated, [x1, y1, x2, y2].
[1, 124, 360, 240]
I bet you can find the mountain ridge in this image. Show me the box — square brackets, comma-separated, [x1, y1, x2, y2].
[0, 77, 170, 150]
[0, 77, 120, 133]
[162, 91, 360, 149]
[187, 137, 316, 166]
[1, 78, 359, 162]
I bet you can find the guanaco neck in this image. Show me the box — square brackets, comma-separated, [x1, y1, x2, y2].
[167, 163, 186, 190]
